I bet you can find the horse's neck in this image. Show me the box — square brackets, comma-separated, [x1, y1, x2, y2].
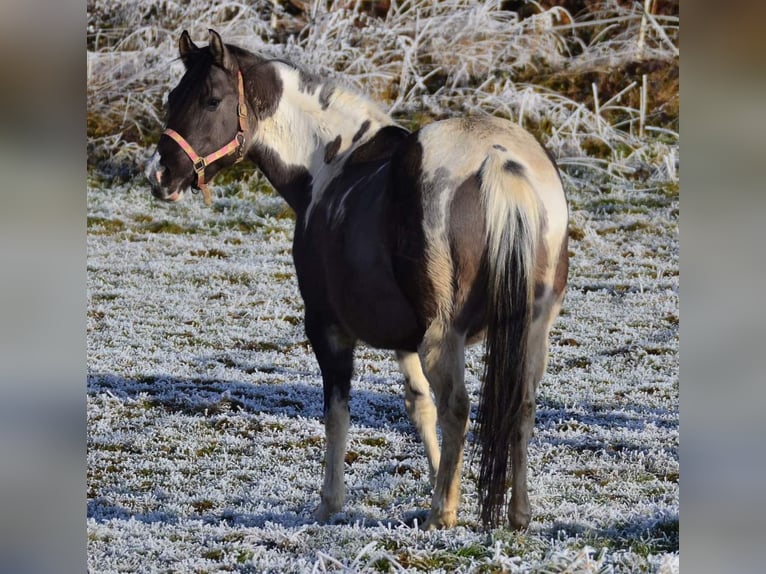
[251, 62, 395, 216]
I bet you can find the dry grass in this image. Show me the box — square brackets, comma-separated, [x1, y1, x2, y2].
[86, 0, 678, 189]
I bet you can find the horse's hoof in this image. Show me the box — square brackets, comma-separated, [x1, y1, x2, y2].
[509, 512, 531, 531]
[421, 510, 457, 530]
[314, 503, 336, 523]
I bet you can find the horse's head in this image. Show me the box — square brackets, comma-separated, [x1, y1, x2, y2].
[146, 29, 248, 204]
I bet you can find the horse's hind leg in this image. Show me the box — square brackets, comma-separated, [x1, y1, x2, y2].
[396, 351, 440, 485]
[306, 312, 355, 522]
[508, 292, 562, 529]
[418, 322, 469, 530]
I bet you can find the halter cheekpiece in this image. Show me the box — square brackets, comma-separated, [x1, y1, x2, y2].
[163, 70, 249, 205]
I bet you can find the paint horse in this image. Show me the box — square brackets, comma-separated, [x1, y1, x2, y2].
[146, 30, 568, 530]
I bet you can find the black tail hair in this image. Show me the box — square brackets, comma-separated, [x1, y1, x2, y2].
[476, 160, 537, 528]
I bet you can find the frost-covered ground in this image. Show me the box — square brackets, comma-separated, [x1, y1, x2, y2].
[87, 165, 678, 572]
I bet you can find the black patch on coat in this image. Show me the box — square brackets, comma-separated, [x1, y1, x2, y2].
[244, 60, 284, 120]
[352, 120, 371, 143]
[298, 137, 423, 352]
[503, 159, 525, 176]
[247, 142, 312, 216]
[324, 135, 342, 164]
[348, 125, 410, 165]
[386, 135, 436, 330]
[296, 67, 334, 109]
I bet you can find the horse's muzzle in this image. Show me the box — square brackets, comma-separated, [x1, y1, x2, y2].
[145, 152, 184, 202]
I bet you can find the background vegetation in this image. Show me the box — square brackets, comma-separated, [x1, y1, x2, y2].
[87, 0, 678, 192]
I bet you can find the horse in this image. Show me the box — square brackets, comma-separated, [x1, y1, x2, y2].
[145, 29, 568, 530]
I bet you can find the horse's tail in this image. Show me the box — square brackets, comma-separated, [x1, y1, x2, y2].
[476, 149, 540, 528]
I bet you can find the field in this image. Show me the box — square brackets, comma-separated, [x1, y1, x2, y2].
[87, 1, 678, 571]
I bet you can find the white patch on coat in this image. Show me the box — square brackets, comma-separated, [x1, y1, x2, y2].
[422, 177, 456, 320]
[252, 62, 397, 224]
[315, 394, 350, 519]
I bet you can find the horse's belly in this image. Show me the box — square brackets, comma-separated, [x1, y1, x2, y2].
[331, 269, 424, 351]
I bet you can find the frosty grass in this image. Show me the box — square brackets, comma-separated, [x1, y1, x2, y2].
[87, 164, 678, 572]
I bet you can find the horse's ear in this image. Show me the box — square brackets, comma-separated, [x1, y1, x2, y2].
[178, 30, 198, 67]
[208, 29, 232, 70]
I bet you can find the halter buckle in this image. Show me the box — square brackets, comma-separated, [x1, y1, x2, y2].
[193, 158, 206, 173]
[235, 132, 246, 162]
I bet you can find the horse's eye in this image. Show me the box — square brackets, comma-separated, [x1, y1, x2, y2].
[206, 97, 221, 110]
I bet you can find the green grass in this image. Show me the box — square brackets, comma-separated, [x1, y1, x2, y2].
[87, 217, 125, 234]
[145, 220, 197, 234]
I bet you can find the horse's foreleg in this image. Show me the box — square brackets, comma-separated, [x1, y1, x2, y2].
[396, 350, 440, 486]
[418, 323, 468, 530]
[306, 314, 355, 522]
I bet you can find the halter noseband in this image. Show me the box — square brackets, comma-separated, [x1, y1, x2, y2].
[163, 70, 249, 206]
